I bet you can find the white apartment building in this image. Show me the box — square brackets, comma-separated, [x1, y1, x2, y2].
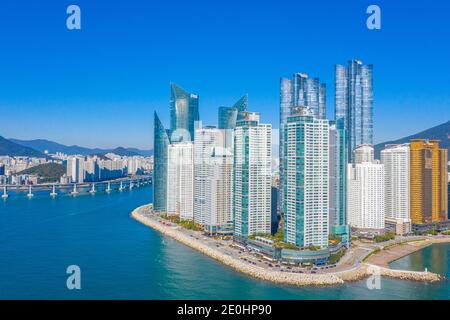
[233, 112, 272, 240]
[347, 145, 385, 230]
[193, 127, 226, 225]
[167, 142, 194, 220]
[381, 144, 411, 234]
[284, 109, 329, 248]
[66, 156, 84, 183]
[353, 144, 374, 164]
[204, 147, 234, 235]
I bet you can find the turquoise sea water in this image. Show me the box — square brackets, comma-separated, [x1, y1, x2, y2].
[0, 186, 449, 299]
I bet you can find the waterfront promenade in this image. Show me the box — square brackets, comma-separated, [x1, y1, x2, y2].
[131, 204, 446, 287]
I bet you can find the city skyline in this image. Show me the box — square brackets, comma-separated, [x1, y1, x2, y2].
[1, 1, 450, 149]
[1, 0, 450, 304]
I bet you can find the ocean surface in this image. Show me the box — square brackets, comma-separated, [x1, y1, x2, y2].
[0, 186, 449, 299]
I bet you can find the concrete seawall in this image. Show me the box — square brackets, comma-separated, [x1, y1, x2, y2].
[131, 204, 442, 287]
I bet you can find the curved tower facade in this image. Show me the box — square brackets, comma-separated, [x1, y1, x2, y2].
[170, 83, 199, 142]
[153, 112, 170, 212]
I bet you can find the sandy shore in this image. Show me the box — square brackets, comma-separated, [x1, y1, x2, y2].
[131, 204, 444, 287]
[366, 237, 450, 267]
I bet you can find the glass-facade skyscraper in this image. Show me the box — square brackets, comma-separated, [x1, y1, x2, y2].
[218, 95, 248, 151]
[329, 118, 350, 246]
[153, 112, 170, 212]
[170, 83, 200, 142]
[282, 73, 326, 121]
[218, 94, 248, 130]
[218, 107, 238, 130]
[335, 60, 373, 162]
[154, 83, 200, 213]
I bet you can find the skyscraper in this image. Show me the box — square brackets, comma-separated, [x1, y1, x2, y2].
[218, 95, 248, 151]
[84, 157, 100, 182]
[194, 126, 226, 225]
[167, 142, 194, 220]
[329, 119, 350, 245]
[381, 144, 411, 234]
[335, 60, 373, 161]
[218, 107, 238, 130]
[153, 112, 170, 212]
[170, 83, 199, 142]
[232, 94, 248, 119]
[233, 112, 272, 241]
[353, 144, 374, 164]
[410, 139, 448, 224]
[204, 146, 234, 235]
[66, 156, 84, 183]
[218, 95, 248, 129]
[284, 107, 329, 248]
[279, 73, 326, 219]
[347, 145, 385, 230]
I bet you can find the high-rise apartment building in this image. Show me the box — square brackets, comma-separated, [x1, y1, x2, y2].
[204, 146, 234, 235]
[381, 144, 411, 234]
[66, 156, 84, 183]
[279, 73, 326, 220]
[353, 144, 374, 164]
[335, 60, 373, 162]
[347, 145, 385, 230]
[154, 83, 200, 213]
[284, 107, 329, 248]
[329, 119, 350, 245]
[410, 139, 448, 224]
[167, 142, 194, 220]
[233, 112, 272, 241]
[84, 157, 100, 182]
[194, 126, 226, 225]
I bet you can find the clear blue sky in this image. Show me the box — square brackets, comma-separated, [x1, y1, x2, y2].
[0, 0, 449, 149]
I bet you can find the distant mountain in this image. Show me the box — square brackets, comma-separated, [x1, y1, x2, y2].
[107, 147, 141, 157]
[375, 120, 450, 158]
[9, 138, 152, 157]
[0, 136, 47, 157]
[123, 148, 153, 157]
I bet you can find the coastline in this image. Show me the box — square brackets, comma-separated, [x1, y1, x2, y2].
[365, 238, 450, 268]
[131, 204, 446, 287]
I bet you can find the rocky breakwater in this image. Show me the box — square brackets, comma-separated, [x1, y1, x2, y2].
[364, 264, 441, 282]
[131, 205, 345, 287]
[131, 204, 443, 286]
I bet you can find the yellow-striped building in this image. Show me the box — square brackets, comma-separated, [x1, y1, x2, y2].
[410, 139, 448, 224]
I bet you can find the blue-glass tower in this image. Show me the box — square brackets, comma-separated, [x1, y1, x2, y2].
[218, 94, 248, 129]
[170, 83, 199, 142]
[329, 118, 350, 246]
[153, 112, 170, 212]
[218, 95, 248, 151]
[335, 60, 373, 162]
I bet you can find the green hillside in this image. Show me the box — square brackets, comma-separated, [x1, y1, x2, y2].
[17, 163, 65, 183]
